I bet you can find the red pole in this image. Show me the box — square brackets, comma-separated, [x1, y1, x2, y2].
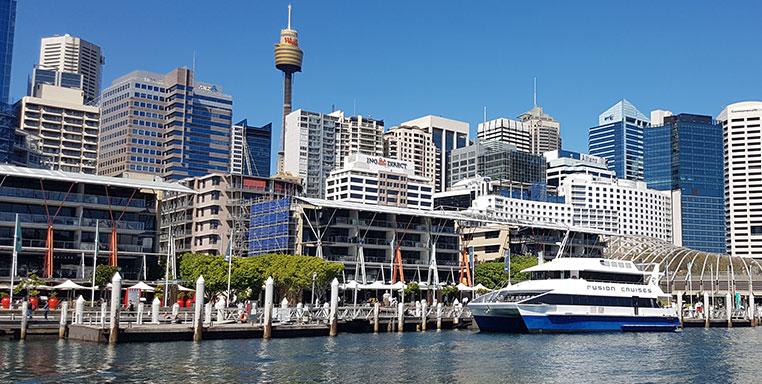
[44, 224, 53, 278]
[109, 226, 118, 267]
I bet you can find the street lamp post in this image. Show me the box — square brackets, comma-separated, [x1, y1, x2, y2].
[311, 272, 317, 306]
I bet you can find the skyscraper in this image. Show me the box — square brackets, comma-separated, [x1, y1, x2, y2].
[518, 106, 561, 155]
[97, 68, 233, 181]
[384, 125, 437, 183]
[230, 119, 272, 177]
[401, 115, 469, 192]
[718, 101, 762, 257]
[0, 0, 15, 163]
[588, 99, 649, 181]
[38, 34, 104, 103]
[644, 113, 725, 254]
[274, 5, 303, 174]
[334, 111, 384, 169]
[283, 109, 338, 198]
[477, 118, 531, 152]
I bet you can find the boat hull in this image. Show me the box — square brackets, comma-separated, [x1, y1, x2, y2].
[473, 312, 679, 333]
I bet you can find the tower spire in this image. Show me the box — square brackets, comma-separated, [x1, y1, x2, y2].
[287, 4, 292, 29]
[533, 77, 537, 108]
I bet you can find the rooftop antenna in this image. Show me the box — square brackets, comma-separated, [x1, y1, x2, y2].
[287, 4, 292, 29]
[533, 77, 537, 108]
[192, 50, 197, 74]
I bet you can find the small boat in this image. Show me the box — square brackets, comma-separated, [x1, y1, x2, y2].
[468, 258, 680, 333]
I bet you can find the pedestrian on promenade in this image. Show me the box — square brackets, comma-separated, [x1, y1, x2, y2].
[43, 300, 49, 319]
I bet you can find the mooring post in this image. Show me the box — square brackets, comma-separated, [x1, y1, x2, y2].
[750, 292, 756, 327]
[109, 272, 122, 345]
[329, 278, 339, 337]
[204, 302, 212, 326]
[703, 292, 710, 328]
[280, 298, 290, 324]
[726, 292, 733, 328]
[421, 300, 428, 331]
[453, 299, 461, 327]
[75, 295, 85, 325]
[151, 297, 160, 324]
[136, 303, 143, 325]
[676, 291, 683, 328]
[20, 300, 28, 340]
[373, 302, 380, 333]
[397, 302, 404, 332]
[100, 301, 106, 326]
[59, 301, 69, 338]
[263, 276, 274, 339]
[436, 302, 443, 330]
[193, 275, 205, 342]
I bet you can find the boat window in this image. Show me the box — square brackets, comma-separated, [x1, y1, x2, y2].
[579, 271, 644, 284]
[525, 294, 661, 308]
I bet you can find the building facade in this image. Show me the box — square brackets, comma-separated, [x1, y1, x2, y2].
[644, 113, 725, 254]
[335, 111, 384, 169]
[401, 115, 469, 193]
[545, 150, 614, 192]
[559, 173, 672, 241]
[518, 106, 561, 154]
[0, 164, 191, 280]
[160, 173, 301, 258]
[38, 34, 104, 103]
[230, 119, 271, 177]
[718, 101, 762, 257]
[16, 84, 99, 173]
[283, 109, 339, 198]
[383, 125, 436, 183]
[97, 68, 233, 181]
[325, 153, 434, 210]
[450, 140, 546, 192]
[589, 99, 649, 181]
[477, 118, 531, 153]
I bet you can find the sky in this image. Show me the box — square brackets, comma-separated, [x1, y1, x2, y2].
[10, 1, 762, 174]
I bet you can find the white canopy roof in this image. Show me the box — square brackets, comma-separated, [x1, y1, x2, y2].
[127, 281, 155, 291]
[52, 279, 90, 290]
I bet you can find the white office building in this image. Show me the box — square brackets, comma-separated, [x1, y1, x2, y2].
[477, 118, 531, 153]
[518, 106, 561, 155]
[718, 101, 762, 257]
[559, 173, 672, 241]
[401, 115, 469, 193]
[544, 150, 614, 192]
[39, 34, 104, 103]
[326, 153, 434, 210]
[468, 194, 575, 226]
[283, 109, 339, 198]
[15, 84, 99, 173]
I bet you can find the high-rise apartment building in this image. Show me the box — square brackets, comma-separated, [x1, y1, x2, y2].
[589, 99, 649, 181]
[401, 115, 469, 193]
[38, 34, 104, 103]
[384, 125, 436, 183]
[334, 111, 384, 169]
[15, 84, 99, 173]
[718, 101, 762, 257]
[97, 68, 233, 181]
[477, 118, 531, 153]
[283, 109, 339, 198]
[0, 0, 15, 163]
[450, 140, 546, 192]
[518, 106, 561, 154]
[230, 119, 271, 177]
[645, 113, 725, 254]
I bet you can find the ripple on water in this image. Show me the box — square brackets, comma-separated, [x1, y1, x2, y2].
[1, 329, 761, 383]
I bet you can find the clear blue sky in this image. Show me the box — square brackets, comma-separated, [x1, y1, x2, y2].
[10, 1, 762, 173]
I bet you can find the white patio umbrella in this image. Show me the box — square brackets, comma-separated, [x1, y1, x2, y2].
[52, 279, 89, 290]
[473, 283, 491, 291]
[177, 284, 195, 292]
[456, 283, 476, 291]
[128, 281, 155, 292]
[340, 280, 361, 290]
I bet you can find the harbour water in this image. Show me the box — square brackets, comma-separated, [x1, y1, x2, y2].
[0, 328, 759, 383]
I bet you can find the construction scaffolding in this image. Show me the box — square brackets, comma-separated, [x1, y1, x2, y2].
[248, 197, 294, 256]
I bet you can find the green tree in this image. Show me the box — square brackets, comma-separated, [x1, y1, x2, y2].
[94, 265, 120, 288]
[474, 255, 538, 289]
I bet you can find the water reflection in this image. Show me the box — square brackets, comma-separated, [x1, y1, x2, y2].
[2, 329, 762, 383]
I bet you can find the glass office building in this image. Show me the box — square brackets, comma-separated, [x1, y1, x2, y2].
[243, 120, 272, 177]
[589, 99, 649, 181]
[0, 0, 14, 163]
[644, 114, 725, 254]
[450, 140, 546, 192]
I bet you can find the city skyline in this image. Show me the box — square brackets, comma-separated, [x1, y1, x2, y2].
[9, 1, 762, 173]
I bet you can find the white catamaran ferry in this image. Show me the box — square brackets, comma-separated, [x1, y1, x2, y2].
[468, 258, 680, 333]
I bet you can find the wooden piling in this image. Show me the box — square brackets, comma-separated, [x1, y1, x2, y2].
[109, 273, 122, 345]
[193, 275, 205, 342]
[703, 292, 709, 328]
[436, 303, 443, 330]
[421, 300, 427, 331]
[263, 277, 274, 339]
[20, 300, 28, 340]
[329, 278, 339, 337]
[373, 302, 380, 333]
